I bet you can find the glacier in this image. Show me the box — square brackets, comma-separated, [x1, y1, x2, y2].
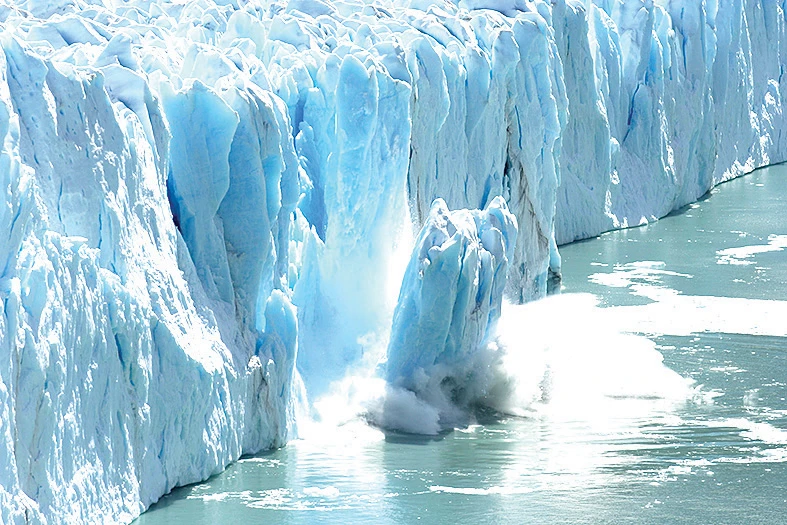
[0, 0, 786, 522]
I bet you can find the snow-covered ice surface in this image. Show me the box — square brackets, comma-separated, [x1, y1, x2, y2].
[0, 0, 786, 522]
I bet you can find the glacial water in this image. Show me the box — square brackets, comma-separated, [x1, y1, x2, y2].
[135, 164, 787, 524]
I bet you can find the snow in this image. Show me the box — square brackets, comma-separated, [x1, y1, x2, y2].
[0, 0, 785, 522]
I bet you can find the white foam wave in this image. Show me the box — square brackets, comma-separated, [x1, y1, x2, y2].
[483, 294, 695, 420]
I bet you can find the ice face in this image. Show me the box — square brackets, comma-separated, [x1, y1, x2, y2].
[385, 197, 517, 427]
[0, 0, 786, 522]
[387, 197, 517, 386]
[553, 0, 787, 243]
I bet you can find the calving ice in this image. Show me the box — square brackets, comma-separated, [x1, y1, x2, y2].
[0, 0, 785, 523]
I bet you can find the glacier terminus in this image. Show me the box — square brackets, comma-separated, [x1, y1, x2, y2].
[0, 0, 786, 522]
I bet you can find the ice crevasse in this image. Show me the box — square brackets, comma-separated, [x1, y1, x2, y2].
[0, 0, 786, 522]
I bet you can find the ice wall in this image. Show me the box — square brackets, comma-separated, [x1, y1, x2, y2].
[0, 9, 300, 525]
[553, 0, 787, 243]
[0, 0, 786, 523]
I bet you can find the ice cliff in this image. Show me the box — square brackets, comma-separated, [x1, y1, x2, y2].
[0, 0, 786, 522]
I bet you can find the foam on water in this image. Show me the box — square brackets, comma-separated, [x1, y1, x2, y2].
[716, 234, 787, 265]
[428, 485, 535, 495]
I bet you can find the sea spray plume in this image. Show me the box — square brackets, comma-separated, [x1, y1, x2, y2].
[483, 294, 696, 419]
[384, 196, 518, 428]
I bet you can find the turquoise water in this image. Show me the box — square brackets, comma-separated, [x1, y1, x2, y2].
[136, 165, 787, 524]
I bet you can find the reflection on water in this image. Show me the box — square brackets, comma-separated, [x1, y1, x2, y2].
[136, 165, 787, 524]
